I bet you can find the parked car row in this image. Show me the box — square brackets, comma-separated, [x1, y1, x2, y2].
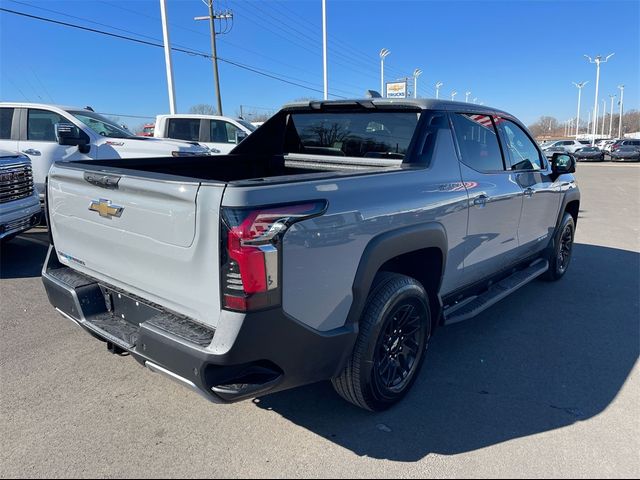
[540, 138, 640, 162]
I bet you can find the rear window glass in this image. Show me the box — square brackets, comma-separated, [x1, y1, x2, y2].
[284, 111, 420, 160]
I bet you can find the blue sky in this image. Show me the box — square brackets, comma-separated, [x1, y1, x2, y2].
[1, 0, 638, 127]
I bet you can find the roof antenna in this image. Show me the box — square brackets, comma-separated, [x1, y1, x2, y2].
[85, 106, 94, 112]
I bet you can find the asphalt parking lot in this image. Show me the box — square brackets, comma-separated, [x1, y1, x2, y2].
[1, 162, 638, 478]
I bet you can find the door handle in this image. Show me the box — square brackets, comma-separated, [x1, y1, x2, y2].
[22, 149, 41, 156]
[523, 187, 535, 197]
[473, 194, 489, 207]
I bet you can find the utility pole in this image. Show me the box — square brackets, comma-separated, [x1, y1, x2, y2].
[465, 91, 471, 102]
[608, 94, 616, 137]
[322, 0, 328, 100]
[380, 49, 390, 97]
[435, 81, 443, 100]
[585, 53, 614, 144]
[450, 90, 457, 101]
[572, 81, 587, 138]
[195, 0, 233, 115]
[413, 69, 422, 99]
[617, 84, 625, 138]
[159, 0, 177, 113]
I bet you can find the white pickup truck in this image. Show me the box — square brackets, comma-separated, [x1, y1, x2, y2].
[0, 103, 210, 200]
[153, 114, 256, 154]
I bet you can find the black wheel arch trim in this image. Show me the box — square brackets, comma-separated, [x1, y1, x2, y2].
[545, 188, 580, 256]
[345, 222, 447, 327]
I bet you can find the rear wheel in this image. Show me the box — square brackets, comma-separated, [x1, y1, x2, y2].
[332, 273, 431, 411]
[543, 212, 575, 281]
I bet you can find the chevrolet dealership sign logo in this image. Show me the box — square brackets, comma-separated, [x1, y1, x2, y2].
[88, 199, 123, 219]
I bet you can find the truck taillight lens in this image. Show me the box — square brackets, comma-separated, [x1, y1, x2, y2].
[221, 201, 327, 312]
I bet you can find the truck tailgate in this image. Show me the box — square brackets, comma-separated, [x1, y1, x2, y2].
[47, 165, 224, 327]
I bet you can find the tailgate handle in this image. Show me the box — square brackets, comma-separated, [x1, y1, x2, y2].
[84, 172, 121, 190]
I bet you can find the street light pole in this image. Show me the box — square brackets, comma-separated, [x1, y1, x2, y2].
[572, 81, 587, 138]
[472, 97, 477, 104]
[617, 84, 625, 138]
[159, 0, 177, 113]
[380, 48, 390, 97]
[608, 94, 616, 137]
[585, 53, 614, 145]
[413, 69, 422, 99]
[451, 90, 457, 101]
[601, 98, 606, 136]
[465, 91, 471, 102]
[435, 81, 443, 100]
[322, 0, 328, 100]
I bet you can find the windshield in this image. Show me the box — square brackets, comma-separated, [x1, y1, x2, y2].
[67, 110, 134, 138]
[236, 119, 257, 132]
[582, 147, 597, 152]
[285, 111, 420, 159]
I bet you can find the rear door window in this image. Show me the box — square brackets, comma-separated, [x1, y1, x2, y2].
[0, 107, 14, 140]
[451, 113, 504, 171]
[167, 118, 200, 141]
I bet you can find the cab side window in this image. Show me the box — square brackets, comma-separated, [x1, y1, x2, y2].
[451, 113, 504, 171]
[496, 118, 543, 170]
[27, 109, 65, 142]
[211, 120, 239, 143]
[0, 108, 14, 139]
[167, 119, 200, 141]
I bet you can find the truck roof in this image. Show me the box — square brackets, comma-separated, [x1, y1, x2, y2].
[281, 98, 512, 117]
[0, 102, 84, 111]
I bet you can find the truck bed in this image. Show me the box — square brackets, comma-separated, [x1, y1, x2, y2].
[60, 153, 404, 185]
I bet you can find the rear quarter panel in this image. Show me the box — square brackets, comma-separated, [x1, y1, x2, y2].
[222, 134, 469, 332]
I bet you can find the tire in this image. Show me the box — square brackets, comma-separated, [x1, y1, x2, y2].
[543, 212, 575, 281]
[332, 272, 431, 411]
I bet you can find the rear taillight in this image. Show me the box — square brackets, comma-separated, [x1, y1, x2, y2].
[221, 201, 327, 312]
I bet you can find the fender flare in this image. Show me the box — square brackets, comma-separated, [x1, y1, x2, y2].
[345, 222, 447, 326]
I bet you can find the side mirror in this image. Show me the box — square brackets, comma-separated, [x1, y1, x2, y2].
[235, 130, 248, 144]
[56, 123, 90, 154]
[551, 152, 575, 176]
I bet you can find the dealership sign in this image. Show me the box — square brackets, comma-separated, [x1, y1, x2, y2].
[386, 81, 407, 98]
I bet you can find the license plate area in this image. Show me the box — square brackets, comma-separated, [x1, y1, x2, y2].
[100, 286, 161, 327]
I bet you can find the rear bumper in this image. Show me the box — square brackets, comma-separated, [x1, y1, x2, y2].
[41, 246, 357, 403]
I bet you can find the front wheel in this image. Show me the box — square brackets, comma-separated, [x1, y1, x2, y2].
[543, 212, 575, 281]
[332, 273, 431, 411]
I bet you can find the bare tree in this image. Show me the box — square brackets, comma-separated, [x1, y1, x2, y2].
[189, 104, 217, 115]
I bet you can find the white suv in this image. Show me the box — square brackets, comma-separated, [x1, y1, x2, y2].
[544, 139, 584, 153]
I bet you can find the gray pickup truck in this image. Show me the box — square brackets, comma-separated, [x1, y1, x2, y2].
[42, 99, 579, 411]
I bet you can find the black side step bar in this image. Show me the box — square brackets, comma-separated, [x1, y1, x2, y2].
[444, 259, 549, 325]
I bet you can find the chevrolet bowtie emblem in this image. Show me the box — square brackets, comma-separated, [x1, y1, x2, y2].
[88, 199, 123, 219]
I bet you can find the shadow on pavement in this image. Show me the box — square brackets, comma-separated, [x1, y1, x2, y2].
[254, 243, 640, 461]
[0, 230, 49, 279]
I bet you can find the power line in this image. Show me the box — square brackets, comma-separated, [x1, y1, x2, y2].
[0, 7, 351, 99]
[98, 0, 362, 95]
